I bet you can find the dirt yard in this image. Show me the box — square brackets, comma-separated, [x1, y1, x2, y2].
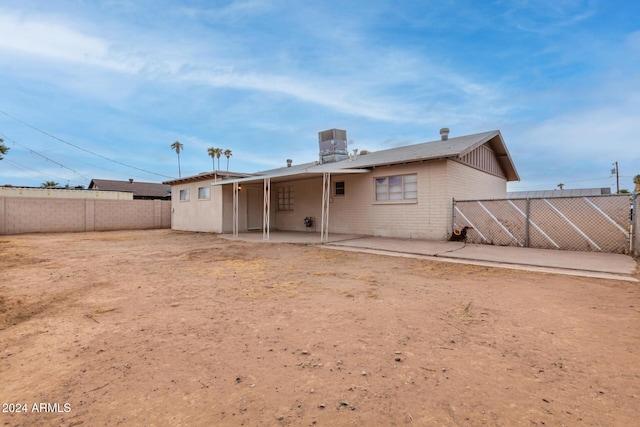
[1, 230, 639, 426]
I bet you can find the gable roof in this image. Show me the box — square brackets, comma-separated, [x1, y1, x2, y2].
[340, 130, 519, 181]
[176, 130, 519, 187]
[89, 179, 171, 198]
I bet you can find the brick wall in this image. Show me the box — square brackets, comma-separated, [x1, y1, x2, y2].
[0, 196, 171, 235]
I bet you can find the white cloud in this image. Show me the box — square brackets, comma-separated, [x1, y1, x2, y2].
[0, 5, 510, 128]
[0, 10, 141, 72]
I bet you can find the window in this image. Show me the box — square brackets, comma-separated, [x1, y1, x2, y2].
[179, 189, 190, 201]
[375, 174, 417, 201]
[198, 186, 210, 200]
[278, 186, 294, 211]
[335, 181, 345, 196]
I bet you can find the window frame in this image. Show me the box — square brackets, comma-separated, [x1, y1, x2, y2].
[277, 186, 294, 211]
[374, 174, 418, 203]
[334, 181, 345, 197]
[179, 188, 190, 201]
[197, 186, 210, 200]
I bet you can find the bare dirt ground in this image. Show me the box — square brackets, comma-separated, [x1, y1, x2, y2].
[1, 230, 639, 427]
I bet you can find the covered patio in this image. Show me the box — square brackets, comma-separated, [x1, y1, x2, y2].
[211, 164, 369, 242]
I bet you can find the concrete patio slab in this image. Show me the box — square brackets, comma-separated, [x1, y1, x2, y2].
[218, 230, 361, 244]
[327, 237, 638, 281]
[219, 231, 638, 282]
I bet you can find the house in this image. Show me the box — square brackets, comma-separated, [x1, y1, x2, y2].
[163, 129, 519, 241]
[88, 179, 171, 200]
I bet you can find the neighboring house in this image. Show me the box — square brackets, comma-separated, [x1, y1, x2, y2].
[164, 129, 519, 241]
[88, 179, 171, 200]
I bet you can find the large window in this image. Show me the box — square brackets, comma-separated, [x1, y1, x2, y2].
[375, 174, 417, 201]
[278, 186, 294, 211]
[198, 186, 210, 200]
[179, 189, 190, 201]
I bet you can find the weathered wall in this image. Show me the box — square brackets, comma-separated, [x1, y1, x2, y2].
[0, 197, 170, 235]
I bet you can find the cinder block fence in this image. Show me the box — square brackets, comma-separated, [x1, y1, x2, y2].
[0, 197, 171, 235]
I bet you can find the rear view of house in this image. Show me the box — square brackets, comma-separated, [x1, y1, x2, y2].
[164, 129, 519, 241]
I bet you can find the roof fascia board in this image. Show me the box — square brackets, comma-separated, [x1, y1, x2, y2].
[210, 168, 370, 186]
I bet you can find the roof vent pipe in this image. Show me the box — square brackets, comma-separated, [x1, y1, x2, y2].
[440, 128, 450, 141]
[286, 159, 292, 167]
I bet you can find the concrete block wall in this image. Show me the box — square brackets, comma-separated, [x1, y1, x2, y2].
[0, 196, 170, 235]
[265, 159, 508, 240]
[273, 178, 323, 232]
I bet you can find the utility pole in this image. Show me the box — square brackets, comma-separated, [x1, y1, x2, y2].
[611, 161, 620, 194]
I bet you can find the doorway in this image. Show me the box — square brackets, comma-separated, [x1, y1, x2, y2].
[247, 187, 262, 230]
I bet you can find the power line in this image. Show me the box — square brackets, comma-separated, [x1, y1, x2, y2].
[0, 110, 173, 179]
[0, 132, 91, 180]
[3, 158, 85, 186]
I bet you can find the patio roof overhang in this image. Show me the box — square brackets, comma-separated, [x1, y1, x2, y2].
[216, 167, 370, 243]
[210, 166, 370, 187]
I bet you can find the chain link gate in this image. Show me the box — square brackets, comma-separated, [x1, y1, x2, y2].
[452, 194, 636, 254]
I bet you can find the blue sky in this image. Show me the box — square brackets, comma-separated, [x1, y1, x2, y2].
[0, 0, 638, 192]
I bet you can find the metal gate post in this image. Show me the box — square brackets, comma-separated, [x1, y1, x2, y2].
[525, 198, 530, 247]
[451, 198, 456, 232]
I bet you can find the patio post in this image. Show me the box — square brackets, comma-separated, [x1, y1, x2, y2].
[321, 172, 330, 242]
[263, 177, 270, 241]
[233, 182, 239, 237]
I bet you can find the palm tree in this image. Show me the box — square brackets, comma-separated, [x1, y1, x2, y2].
[223, 149, 232, 171]
[0, 137, 8, 160]
[171, 141, 184, 178]
[633, 174, 640, 192]
[557, 183, 564, 190]
[41, 181, 59, 188]
[207, 147, 220, 171]
[216, 148, 223, 170]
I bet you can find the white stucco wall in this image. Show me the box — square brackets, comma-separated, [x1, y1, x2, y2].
[170, 181, 223, 232]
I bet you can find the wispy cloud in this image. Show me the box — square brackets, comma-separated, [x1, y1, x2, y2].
[0, 1, 638, 190]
